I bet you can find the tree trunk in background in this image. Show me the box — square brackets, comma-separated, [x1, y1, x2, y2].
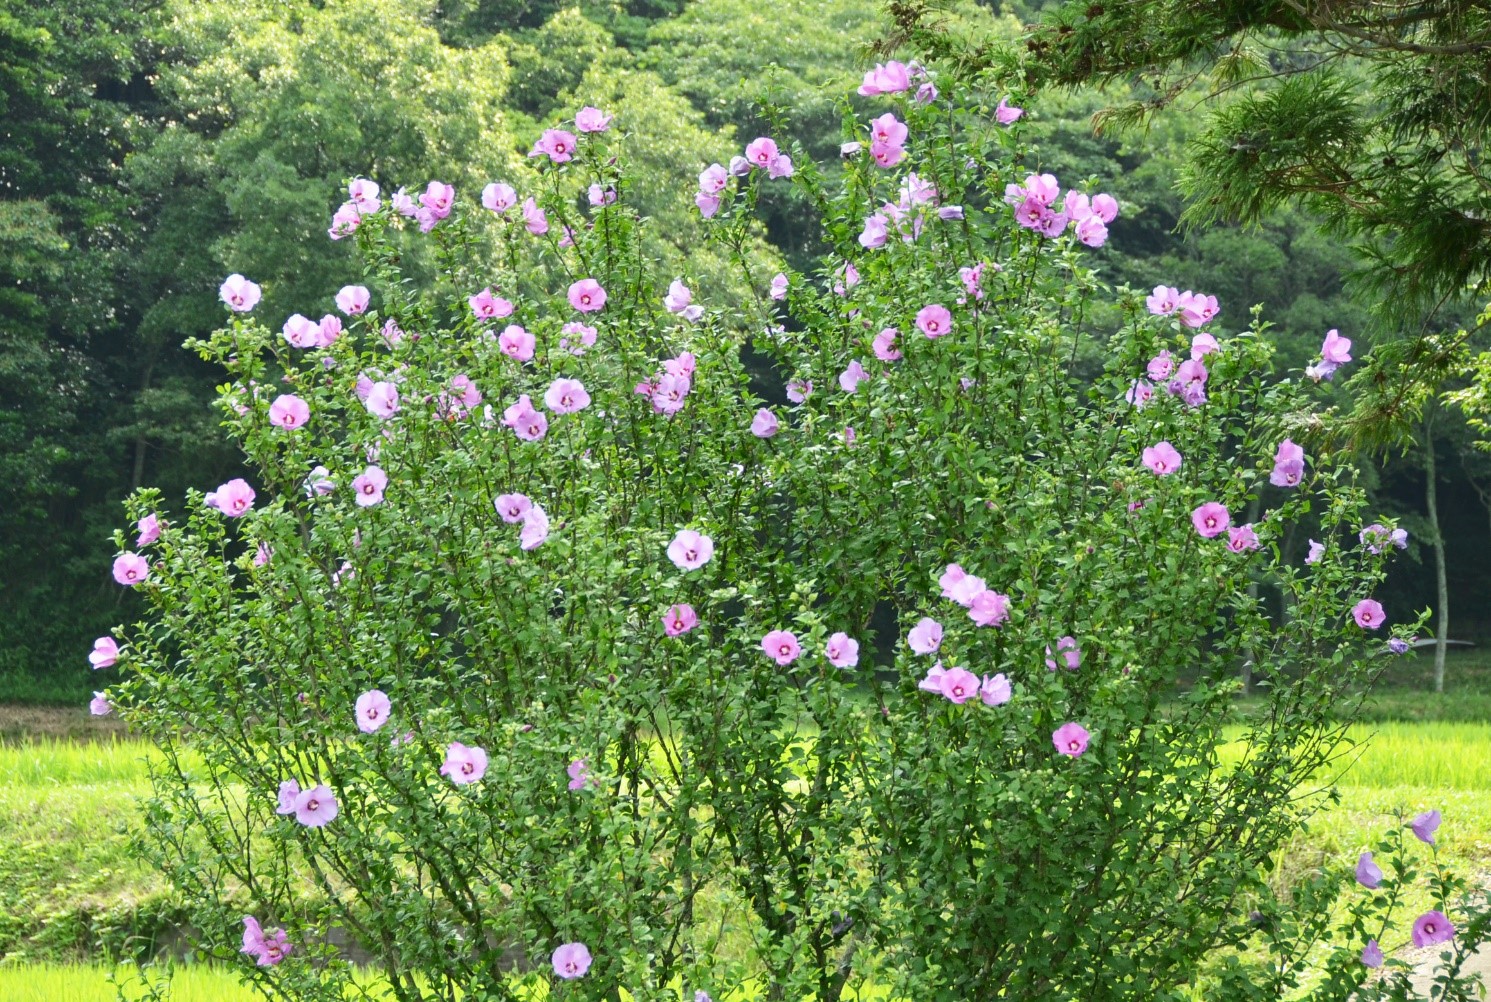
[1424, 417, 1448, 693]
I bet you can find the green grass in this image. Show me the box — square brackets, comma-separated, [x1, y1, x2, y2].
[0, 963, 259, 1002]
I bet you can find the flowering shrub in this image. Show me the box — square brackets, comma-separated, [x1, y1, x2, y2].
[99, 62, 1482, 1001]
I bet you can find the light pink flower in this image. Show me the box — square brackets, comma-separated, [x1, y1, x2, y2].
[136, 514, 161, 547]
[1191, 333, 1219, 358]
[1142, 441, 1182, 475]
[219, 274, 262, 312]
[497, 324, 536, 361]
[1352, 598, 1385, 629]
[918, 661, 947, 693]
[470, 287, 514, 320]
[1147, 350, 1175, 382]
[699, 164, 728, 195]
[938, 666, 980, 704]
[276, 780, 300, 814]
[916, 304, 951, 338]
[365, 381, 400, 419]
[663, 604, 698, 637]
[873, 328, 902, 361]
[1270, 439, 1306, 487]
[419, 181, 455, 218]
[441, 742, 488, 785]
[522, 197, 548, 234]
[530, 128, 577, 163]
[519, 504, 550, 550]
[968, 590, 1010, 627]
[348, 177, 380, 213]
[211, 479, 256, 518]
[825, 632, 859, 668]
[664, 280, 704, 321]
[316, 314, 343, 347]
[89, 636, 120, 669]
[568, 278, 606, 313]
[89, 691, 112, 715]
[770, 274, 788, 300]
[482, 182, 517, 213]
[494, 493, 532, 524]
[980, 673, 1012, 706]
[695, 192, 721, 218]
[502, 396, 548, 442]
[552, 942, 592, 979]
[355, 690, 390, 733]
[328, 202, 362, 240]
[1227, 524, 1260, 553]
[241, 916, 292, 967]
[544, 378, 590, 414]
[1191, 502, 1231, 538]
[282, 313, 320, 348]
[907, 617, 943, 654]
[1322, 328, 1352, 365]
[651, 373, 692, 414]
[858, 61, 911, 96]
[668, 530, 714, 570]
[559, 322, 597, 355]
[269, 394, 310, 430]
[1306, 540, 1325, 564]
[839, 360, 869, 394]
[744, 137, 780, 169]
[353, 466, 387, 507]
[575, 106, 612, 132]
[786, 379, 813, 404]
[1146, 286, 1181, 315]
[293, 784, 339, 826]
[1126, 379, 1154, 408]
[995, 96, 1023, 125]
[1045, 636, 1081, 671]
[566, 758, 592, 791]
[336, 285, 370, 315]
[761, 630, 802, 665]
[751, 409, 779, 438]
[254, 542, 272, 566]
[1052, 722, 1090, 757]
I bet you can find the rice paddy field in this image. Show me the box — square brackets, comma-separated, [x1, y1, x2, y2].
[2, 651, 1488, 998]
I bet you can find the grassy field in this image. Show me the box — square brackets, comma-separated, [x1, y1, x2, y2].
[1, 649, 1487, 996]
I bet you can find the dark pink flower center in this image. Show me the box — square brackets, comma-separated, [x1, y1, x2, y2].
[461, 762, 474, 775]
[306, 798, 319, 811]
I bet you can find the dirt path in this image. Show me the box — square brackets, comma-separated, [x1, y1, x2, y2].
[0, 704, 129, 742]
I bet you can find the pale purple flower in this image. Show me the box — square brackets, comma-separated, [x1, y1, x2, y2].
[276, 780, 300, 814]
[825, 632, 859, 668]
[89, 691, 112, 716]
[918, 662, 946, 693]
[529, 128, 577, 163]
[937, 205, 964, 220]
[282, 313, 320, 348]
[419, 181, 454, 218]
[916, 304, 951, 338]
[914, 81, 938, 104]
[968, 590, 1010, 627]
[995, 96, 1023, 125]
[980, 673, 1012, 706]
[1353, 599, 1385, 630]
[498, 324, 535, 362]
[293, 784, 338, 826]
[482, 182, 517, 213]
[1361, 940, 1383, 968]
[761, 630, 802, 666]
[241, 916, 293, 967]
[441, 742, 488, 785]
[89, 637, 119, 670]
[840, 141, 862, 157]
[469, 287, 514, 320]
[495, 493, 533, 524]
[1091, 193, 1119, 222]
[1271, 439, 1306, 488]
[1412, 911, 1455, 948]
[668, 530, 714, 570]
[786, 379, 813, 404]
[1075, 214, 1108, 247]
[651, 373, 692, 415]
[1411, 809, 1441, 844]
[1190, 332, 1219, 358]
[1126, 379, 1154, 408]
[940, 565, 984, 606]
[1147, 350, 1175, 382]
[212, 479, 256, 518]
[1177, 291, 1219, 328]
[907, 617, 943, 654]
[328, 202, 362, 240]
[135, 513, 161, 547]
[568, 278, 606, 313]
[1053, 722, 1090, 757]
[1045, 636, 1081, 671]
[1226, 524, 1260, 553]
[269, 394, 309, 430]
[519, 505, 549, 550]
[353, 466, 387, 507]
[744, 137, 780, 170]
[1306, 539, 1325, 564]
[1192, 502, 1231, 538]
[566, 758, 593, 791]
[365, 381, 400, 419]
[770, 273, 788, 300]
[544, 378, 590, 414]
[220, 274, 262, 312]
[1322, 328, 1352, 366]
[664, 280, 704, 321]
[391, 187, 416, 217]
[1388, 637, 1411, 654]
[859, 213, 888, 249]
[858, 61, 911, 96]
[335, 285, 370, 316]
[304, 465, 336, 496]
[575, 106, 612, 132]
[348, 177, 381, 213]
[663, 604, 698, 637]
[552, 942, 592, 979]
[1142, 441, 1181, 475]
[253, 542, 272, 567]
[559, 322, 597, 355]
[938, 666, 980, 704]
[522, 197, 549, 234]
[1146, 286, 1181, 316]
[1356, 851, 1383, 888]
[751, 409, 779, 438]
[588, 183, 616, 207]
[355, 690, 390, 733]
[873, 328, 902, 361]
[839, 360, 869, 394]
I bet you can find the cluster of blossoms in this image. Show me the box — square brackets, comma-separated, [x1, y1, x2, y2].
[1307, 329, 1353, 382]
[495, 492, 550, 551]
[1354, 810, 1456, 967]
[858, 172, 963, 249]
[695, 135, 792, 216]
[1145, 286, 1221, 328]
[856, 58, 939, 105]
[240, 917, 292, 967]
[634, 350, 697, 415]
[1003, 173, 1118, 245]
[1128, 331, 1218, 409]
[528, 106, 612, 165]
